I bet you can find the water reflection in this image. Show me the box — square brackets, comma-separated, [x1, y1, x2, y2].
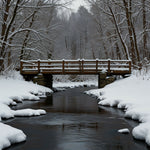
[45, 94, 53, 106]
[33, 87, 101, 113]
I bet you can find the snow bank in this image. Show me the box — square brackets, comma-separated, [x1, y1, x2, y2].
[0, 72, 96, 149]
[0, 73, 52, 149]
[85, 75, 150, 146]
[14, 109, 46, 117]
[0, 78, 52, 120]
[0, 123, 26, 150]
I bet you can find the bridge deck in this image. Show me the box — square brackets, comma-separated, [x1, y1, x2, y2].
[20, 59, 131, 75]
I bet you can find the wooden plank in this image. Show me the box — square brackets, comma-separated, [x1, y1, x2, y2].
[21, 71, 39, 75]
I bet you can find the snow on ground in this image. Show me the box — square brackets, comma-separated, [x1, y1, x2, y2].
[14, 109, 46, 117]
[0, 123, 26, 150]
[53, 74, 98, 90]
[53, 80, 97, 89]
[85, 72, 150, 146]
[0, 77, 52, 120]
[0, 72, 52, 150]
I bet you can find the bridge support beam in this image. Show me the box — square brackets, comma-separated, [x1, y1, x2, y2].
[43, 74, 53, 89]
[23, 74, 35, 81]
[98, 73, 107, 88]
[98, 73, 115, 88]
[33, 73, 53, 89]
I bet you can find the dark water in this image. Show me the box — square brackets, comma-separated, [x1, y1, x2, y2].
[4, 87, 150, 150]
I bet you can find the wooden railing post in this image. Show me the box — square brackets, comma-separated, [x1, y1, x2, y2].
[20, 60, 23, 74]
[82, 59, 84, 73]
[38, 59, 40, 73]
[108, 59, 111, 74]
[129, 61, 131, 73]
[62, 59, 65, 74]
[79, 59, 81, 73]
[96, 59, 98, 73]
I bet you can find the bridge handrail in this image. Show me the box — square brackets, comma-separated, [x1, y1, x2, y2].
[20, 59, 131, 74]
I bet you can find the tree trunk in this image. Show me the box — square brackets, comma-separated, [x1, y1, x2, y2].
[109, 6, 129, 60]
[0, 0, 11, 60]
[122, 0, 136, 64]
[1, 0, 21, 58]
[142, 0, 147, 58]
[20, 10, 37, 60]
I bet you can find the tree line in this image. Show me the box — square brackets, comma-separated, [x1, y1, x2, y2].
[87, 0, 150, 67]
[0, 0, 150, 72]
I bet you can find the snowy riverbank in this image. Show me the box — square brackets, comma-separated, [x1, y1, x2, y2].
[86, 73, 150, 146]
[0, 73, 52, 150]
[3, 69, 150, 148]
[0, 72, 97, 150]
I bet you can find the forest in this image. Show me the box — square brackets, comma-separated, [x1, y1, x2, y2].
[0, 0, 150, 72]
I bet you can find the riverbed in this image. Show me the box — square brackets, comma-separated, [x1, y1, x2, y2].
[4, 87, 150, 150]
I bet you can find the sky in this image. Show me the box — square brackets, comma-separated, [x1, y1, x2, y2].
[58, 0, 89, 18]
[70, 0, 88, 12]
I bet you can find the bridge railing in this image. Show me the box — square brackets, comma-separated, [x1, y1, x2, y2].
[20, 59, 131, 75]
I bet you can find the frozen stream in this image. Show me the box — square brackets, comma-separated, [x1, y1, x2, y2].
[4, 87, 150, 150]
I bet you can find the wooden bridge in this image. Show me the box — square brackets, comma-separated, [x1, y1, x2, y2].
[20, 59, 131, 89]
[20, 59, 131, 75]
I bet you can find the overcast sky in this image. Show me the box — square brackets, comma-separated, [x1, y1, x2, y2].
[58, 0, 89, 17]
[69, 0, 89, 12]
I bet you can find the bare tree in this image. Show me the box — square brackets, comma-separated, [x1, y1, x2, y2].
[0, 0, 72, 71]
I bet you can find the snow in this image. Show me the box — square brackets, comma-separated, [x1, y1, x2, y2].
[0, 71, 98, 149]
[0, 123, 26, 150]
[23, 67, 129, 72]
[0, 72, 52, 149]
[53, 80, 98, 89]
[0, 78, 52, 108]
[3, 68, 149, 148]
[14, 109, 46, 117]
[85, 73, 150, 146]
[118, 128, 130, 134]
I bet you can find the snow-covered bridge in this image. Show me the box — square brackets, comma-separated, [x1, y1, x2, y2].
[20, 59, 131, 89]
[20, 59, 131, 75]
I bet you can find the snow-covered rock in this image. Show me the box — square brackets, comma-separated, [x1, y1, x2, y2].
[118, 128, 130, 134]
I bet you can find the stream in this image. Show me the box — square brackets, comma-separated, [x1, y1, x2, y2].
[4, 87, 150, 150]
